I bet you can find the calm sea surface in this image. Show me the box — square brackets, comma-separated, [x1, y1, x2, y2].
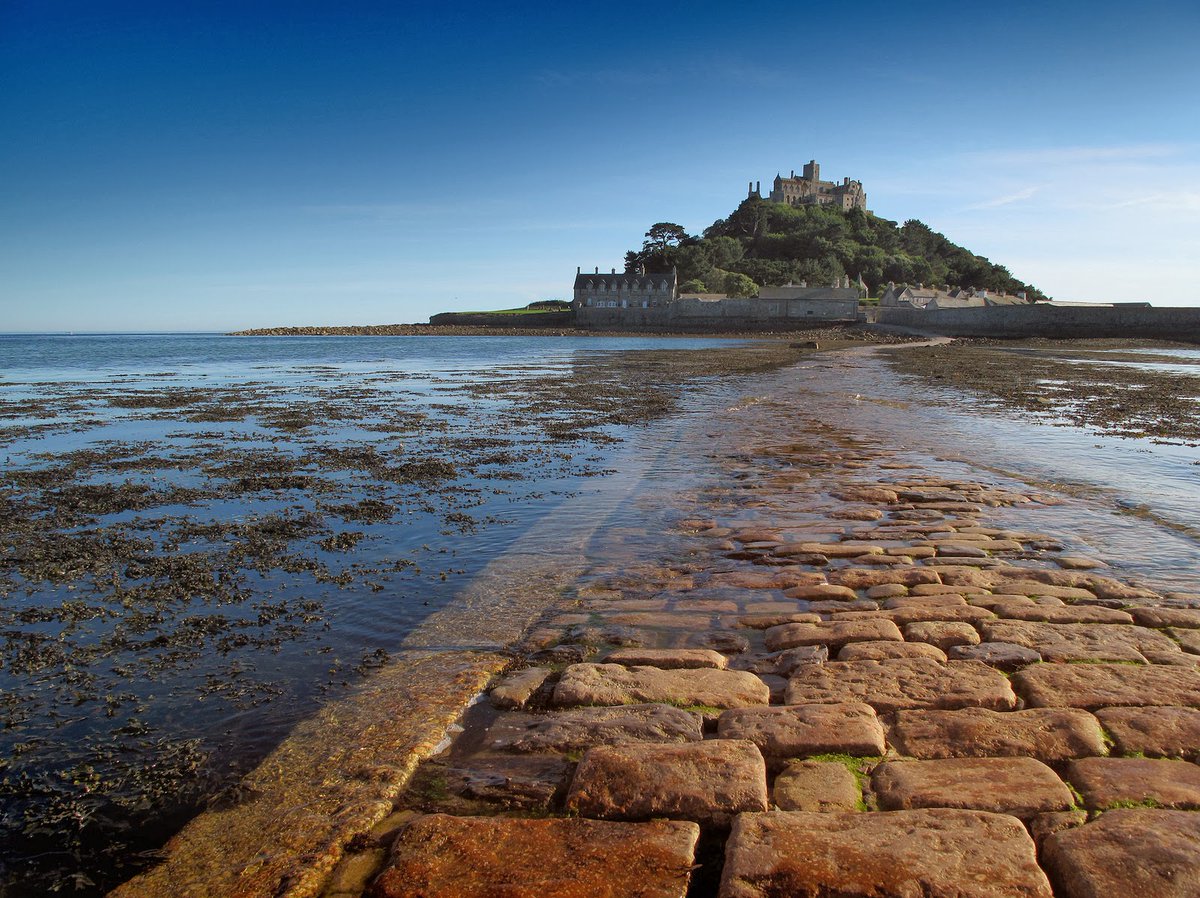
[3, 333, 1200, 894]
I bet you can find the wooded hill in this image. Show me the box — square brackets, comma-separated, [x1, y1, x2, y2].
[625, 197, 1047, 301]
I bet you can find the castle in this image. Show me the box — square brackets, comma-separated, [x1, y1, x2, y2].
[748, 160, 867, 211]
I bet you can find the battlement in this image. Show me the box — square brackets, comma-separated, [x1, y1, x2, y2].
[749, 159, 867, 212]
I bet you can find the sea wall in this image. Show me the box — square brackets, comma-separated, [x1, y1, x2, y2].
[577, 296, 859, 331]
[427, 311, 575, 327]
[876, 304, 1200, 342]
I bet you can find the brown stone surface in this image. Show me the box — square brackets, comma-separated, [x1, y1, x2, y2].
[764, 618, 903, 652]
[772, 760, 861, 811]
[784, 658, 1017, 713]
[770, 644, 829, 675]
[903, 620, 981, 651]
[827, 567, 941, 589]
[716, 702, 885, 763]
[718, 809, 1052, 898]
[981, 620, 1178, 662]
[1042, 809, 1200, 898]
[886, 605, 995, 625]
[889, 708, 1106, 762]
[1014, 663, 1200, 710]
[1067, 757, 1200, 809]
[884, 594, 966, 609]
[490, 667, 552, 709]
[602, 648, 728, 670]
[1131, 607, 1200, 629]
[991, 604, 1135, 624]
[946, 641, 1041, 670]
[1096, 705, 1200, 759]
[1171, 627, 1200, 654]
[484, 704, 704, 754]
[872, 757, 1074, 819]
[1029, 810, 1088, 848]
[837, 640, 948, 662]
[369, 814, 700, 898]
[553, 663, 769, 709]
[780, 583, 859, 601]
[565, 740, 768, 824]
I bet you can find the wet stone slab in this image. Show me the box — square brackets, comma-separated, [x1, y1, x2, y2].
[718, 809, 1052, 898]
[1066, 757, 1200, 810]
[489, 667, 552, 710]
[1041, 809, 1200, 898]
[565, 739, 768, 825]
[369, 814, 700, 898]
[991, 604, 1135, 624]
[601, 648, 728, 669]
[947, 641, 1041, 670]
[784, 658, 1017, 713]
[980, 621, 1178, 662]
[889, 707, 1107, 762]
[716, 702, 885, 765]
[871, 757, 1074, 819]
[837, 640, 947, 662]
[903, 620, 981, 651]
[772, 760, 862, 811]
[1013, 663, 1200, 710]
[552, 663, 769, 709]
[1096, 705, 1200, 759]
[483, 704, 704, 754]
[763, 619, 903, 652]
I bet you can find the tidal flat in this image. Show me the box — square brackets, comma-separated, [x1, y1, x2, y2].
[0, 331, 911, 896]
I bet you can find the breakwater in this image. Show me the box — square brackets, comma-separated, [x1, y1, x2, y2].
[876, 303, 1200, 342]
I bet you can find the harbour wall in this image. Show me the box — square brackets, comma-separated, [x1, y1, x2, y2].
[875, 304, 1200, 342]
[577, 296, 858, 331]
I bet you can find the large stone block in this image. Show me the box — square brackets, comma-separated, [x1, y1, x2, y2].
[785, 659, 1016, 713]
[553, 663, 769, 709]
[565, 739, 768, 824]
[764, 619, 902, 652]
[1096, 705, 1200, 759]
[980, 621, 1178, 662]
[1067, 757, 1200, 810]
[716, 702, 885, 764]
[484, 704, 704, 754]
[1042, 809, 1200, 898]
[369, 814, 700, 898]
[889, 707, 1106, 762]
[718, 809, 1052, 898]
[1013, 663, 1200, 710]
[872, 757, 1074, 819]
[772, 760, 861, 811]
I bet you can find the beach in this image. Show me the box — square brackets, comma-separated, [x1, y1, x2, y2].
[5, 333, 1200, 896]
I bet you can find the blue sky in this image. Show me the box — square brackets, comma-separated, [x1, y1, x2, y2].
[2, 0, 1198, 331]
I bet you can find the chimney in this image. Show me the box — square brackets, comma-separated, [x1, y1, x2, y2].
[594, 267, 599, 274]
[611, 268, 616, 274]
[791, 170, 795, 178]
[756, 180, 760, 194]
[576, 266, 581, 274]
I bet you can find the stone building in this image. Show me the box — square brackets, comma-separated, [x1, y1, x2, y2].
[748, 160, 867, 211]
[879, 283, 1030, 309]
[573, 266, 678, 311]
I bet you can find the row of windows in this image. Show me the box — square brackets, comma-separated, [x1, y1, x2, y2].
[580, 281, 669, 292]
[583, 299, 658, 308]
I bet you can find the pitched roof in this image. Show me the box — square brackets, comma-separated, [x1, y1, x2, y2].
[574, 270, 677, 290]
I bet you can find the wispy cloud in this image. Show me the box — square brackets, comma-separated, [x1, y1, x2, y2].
[967, 186, 1040, 209]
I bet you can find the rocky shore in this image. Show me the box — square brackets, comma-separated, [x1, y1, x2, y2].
[229, 323, 919, 342]
[113, 346, 1200, 898]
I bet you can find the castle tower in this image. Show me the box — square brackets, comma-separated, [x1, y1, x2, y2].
[802, 160, 820, 182]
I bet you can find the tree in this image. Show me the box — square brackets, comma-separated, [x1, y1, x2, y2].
[722, 272, 759, 298]
[642, 222, 690, 255]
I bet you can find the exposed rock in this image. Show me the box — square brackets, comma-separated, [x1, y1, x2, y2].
[1096, 705, 1200, 759]
[602, 648, 728, 670]
[434, 755, 569, 810]
[490, 667, 552, 710]
[772, 760, 862, 811]
[483, 704, 704, 754]
[1041, 809, 1200, 898]
[784, 658, 1017, 713]
[781, 583, 859, 601]
[553, 663, 769, 709]
[884, 594, 966, 609]
[903, 620, 981, 651]
[947, 641, 1041, 670]
[980, 620, 1178, 663]
[1130, 607, 1200, 629]
[737, 612, 821, 629]
[369, 814, 700, 898]
[1029, 810, 1088, 847]
[1014, 662, 1200, 710]
[828, 567, 941, 589]
[685, 631, 751, 655]
[1171, 627, 1200, 654]
[716, 702, 885, 765]
[718, 809, 1052, 898]
[771, 644, 829, 676]
[837, 640, 948, 662]
[991, 603, 1134, 624]
[565, 740, 767, 824]
[764, 619, 903, 652]
[1067, 757, 1200, 810]
[872, 757, 1073, 819]
[889, 708, 1107, 762]
[525, 644, 594, 666]
[867, 583, 909, 599]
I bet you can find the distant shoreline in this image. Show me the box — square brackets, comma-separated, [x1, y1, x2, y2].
[227, 323, 914, 341]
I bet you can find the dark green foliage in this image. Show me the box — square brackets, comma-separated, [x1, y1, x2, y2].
[626, 197, 1047, 299]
